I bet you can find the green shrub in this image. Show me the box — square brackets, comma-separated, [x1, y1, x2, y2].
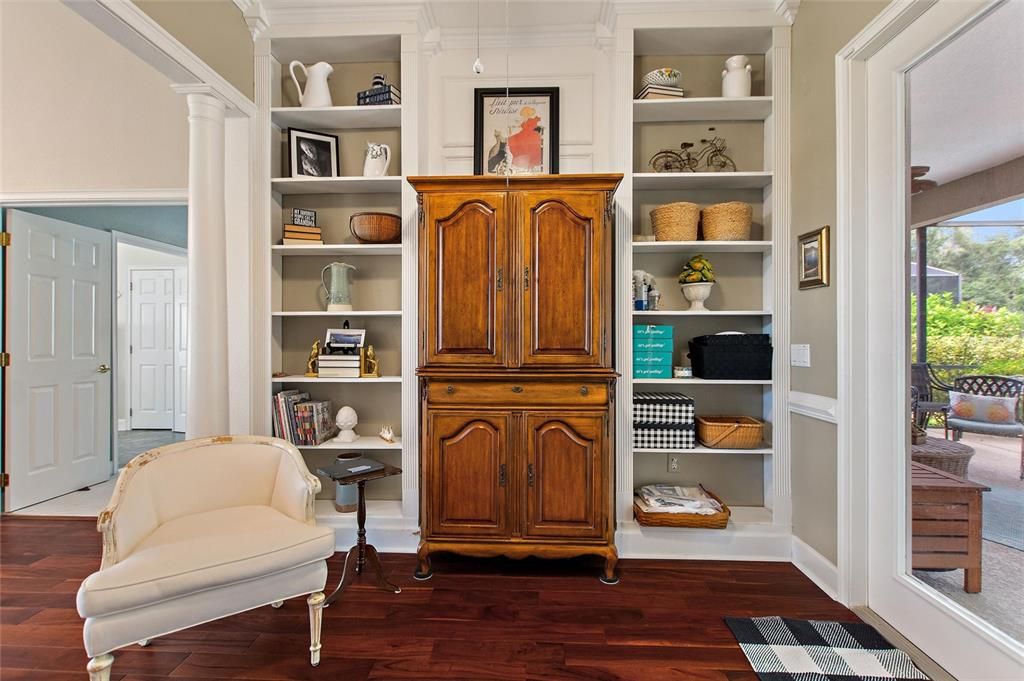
[912, 335, 1024, 378]
[911, 293, 1024, 338]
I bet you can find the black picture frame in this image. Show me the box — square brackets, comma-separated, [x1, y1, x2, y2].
[473, 87, 559, 176]
[288, 127, 340, 178]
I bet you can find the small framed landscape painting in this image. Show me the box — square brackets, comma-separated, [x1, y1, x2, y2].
[473, 87, 559, 176]
[797, 225, 830, 289]
[288, 128, 339, 178]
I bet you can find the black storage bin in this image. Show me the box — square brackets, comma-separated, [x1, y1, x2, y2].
[688, 334, 772, 380]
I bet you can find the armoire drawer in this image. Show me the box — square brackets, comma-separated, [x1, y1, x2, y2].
[427, 380, 608, 407]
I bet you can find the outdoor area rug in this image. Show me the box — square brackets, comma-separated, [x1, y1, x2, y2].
[725, 616, 930, 680]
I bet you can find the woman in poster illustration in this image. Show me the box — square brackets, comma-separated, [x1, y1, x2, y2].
[507, 105, 544, 171]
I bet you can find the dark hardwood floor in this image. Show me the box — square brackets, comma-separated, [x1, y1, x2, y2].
[0, 516, 858, 680]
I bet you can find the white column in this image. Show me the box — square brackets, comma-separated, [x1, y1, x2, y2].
[181, 90, 230, 438]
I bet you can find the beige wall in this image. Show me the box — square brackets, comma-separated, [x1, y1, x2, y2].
[789, 0, 886, 563]
[0, 0, 188, 193]
[134, 0, 254, 100]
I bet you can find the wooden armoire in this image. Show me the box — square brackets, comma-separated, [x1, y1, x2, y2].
[409, 174, 623, 583]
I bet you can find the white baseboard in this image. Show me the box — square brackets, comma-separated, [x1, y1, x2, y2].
[791, 536, 839, 600]
[117, 419, 130, 432]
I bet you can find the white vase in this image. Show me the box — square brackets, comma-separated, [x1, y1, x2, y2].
[681, 282, 714, 311]
[289, 61, 334, 108]
[362, 142, 391, 177]
[721, 55, 752, 98]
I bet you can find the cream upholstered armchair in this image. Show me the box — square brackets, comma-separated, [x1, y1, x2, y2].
[76, 436, 336, 680]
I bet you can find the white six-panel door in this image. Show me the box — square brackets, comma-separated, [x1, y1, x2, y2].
[130, 269, 175, 429]
[6, 210, 112, 511]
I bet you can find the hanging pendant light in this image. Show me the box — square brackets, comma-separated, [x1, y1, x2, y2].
[472, 0, 484, 74]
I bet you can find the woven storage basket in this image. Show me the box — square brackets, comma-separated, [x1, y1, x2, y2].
[633, 487, 730, 529]
[350, 212, 401, 243]
[650, 202, 699, 241]
[701, 202, 752, 240]
[697, 415, 764, 449]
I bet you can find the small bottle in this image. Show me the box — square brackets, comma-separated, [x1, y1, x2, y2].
[648, 286, 661, 311]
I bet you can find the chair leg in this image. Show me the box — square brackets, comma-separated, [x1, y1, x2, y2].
[87, 654, 114, 681]
[307, 591, 325, 667]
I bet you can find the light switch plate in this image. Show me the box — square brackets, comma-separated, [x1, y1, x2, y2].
[791, 344, 811, 367]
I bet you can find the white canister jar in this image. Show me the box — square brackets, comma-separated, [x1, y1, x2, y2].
[721, 55, 752, 98]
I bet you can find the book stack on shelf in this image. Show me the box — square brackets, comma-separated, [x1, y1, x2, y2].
[318, 353, 361, 378]
[273, 390, 338, 445]
[282, 208, 322, 245]
[635, 83, 685, 100]
[357, 75, 401, 106]
[633, 324, 674, 379]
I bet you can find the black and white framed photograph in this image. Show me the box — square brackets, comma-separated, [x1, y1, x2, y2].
[473, 87, 559, 176]
[797, 225, 830, 289]
[288, 128, 340, 178]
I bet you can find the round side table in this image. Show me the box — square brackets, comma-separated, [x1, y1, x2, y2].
[911, 436, 975, 478]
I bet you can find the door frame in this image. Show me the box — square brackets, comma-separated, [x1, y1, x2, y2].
[113, 231, 186, 442]
[836, 0, 1024, 676]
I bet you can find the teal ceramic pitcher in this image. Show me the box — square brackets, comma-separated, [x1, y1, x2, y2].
[321, 262, 356, 311]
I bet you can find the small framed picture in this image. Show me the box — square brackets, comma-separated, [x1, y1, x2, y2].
[324, 328, 365, 355]
[473, 87, 559, 176]
[797, 225, 830, 289]
[288, 128, 339, 178]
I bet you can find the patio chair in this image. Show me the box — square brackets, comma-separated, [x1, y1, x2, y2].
[910, 363, 950, 429]
[945, 375, 1024, 480]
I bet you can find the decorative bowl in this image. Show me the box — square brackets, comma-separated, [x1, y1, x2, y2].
[641, 68, 681, 88]
[350, 212, 401, 243]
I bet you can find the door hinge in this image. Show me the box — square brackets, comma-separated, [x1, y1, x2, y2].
[130, 408, 133, 417]
[130, 282, 133, 291]
[496, 267, 503, 292]
[523, 266, 530, 290]
[130, 344, 133, 354]
[421, 330, 426, 352]
[0, 472, 9, 488]
[0, 352, 9, 368]
[0, 232, 10, 247]
[499, 464, 507, 487]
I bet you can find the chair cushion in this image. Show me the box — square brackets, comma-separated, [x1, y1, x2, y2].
[947, 418, 1024, 437]
[78, 506, 335, 618]
[948, 391, 1019, 425]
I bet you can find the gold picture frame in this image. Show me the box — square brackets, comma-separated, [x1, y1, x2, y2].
[797, 225, 830, 289]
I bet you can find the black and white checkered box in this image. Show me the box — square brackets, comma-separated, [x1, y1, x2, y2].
[633, 392, 695, 425]
[633, 422, 696, 450]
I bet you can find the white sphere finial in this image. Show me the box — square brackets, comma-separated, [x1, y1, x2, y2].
[333, 406, 358, 442]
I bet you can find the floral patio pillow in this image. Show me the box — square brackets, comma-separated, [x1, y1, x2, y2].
[948, 391, 1018, 424]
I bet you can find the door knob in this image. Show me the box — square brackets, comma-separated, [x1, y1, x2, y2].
[97, 364, 112, 374]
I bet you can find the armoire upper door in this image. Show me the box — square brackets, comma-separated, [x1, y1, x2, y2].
[523, 412, 605, 539]
[423, 192, 508, 366]
[426, 412, 510, 538]
[518, 191, 606, 367]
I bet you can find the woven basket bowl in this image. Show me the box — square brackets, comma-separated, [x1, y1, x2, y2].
[650, 202, 699, 241]
[641, 68, 682, 88]
[701, 201, 752, 241]
[697, 415, 765, 449]
[633, 487, 730, 529]
[350, 212, 401, 244]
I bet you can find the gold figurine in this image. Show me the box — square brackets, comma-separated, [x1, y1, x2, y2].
[360, 344, 381, 378]
[305, 339, 320, 377]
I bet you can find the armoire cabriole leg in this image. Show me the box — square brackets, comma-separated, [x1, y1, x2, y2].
[413, 542, 432, 580]
[599, 549, 620, 585]
[87, 654, 114, 681]
[307, 591, 325, 666]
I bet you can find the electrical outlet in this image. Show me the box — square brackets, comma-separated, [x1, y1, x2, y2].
[668, 455, 680, 473]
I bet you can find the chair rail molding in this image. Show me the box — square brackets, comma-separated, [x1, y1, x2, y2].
[789, 391, 838, 424]
[0, 189, 187, 207]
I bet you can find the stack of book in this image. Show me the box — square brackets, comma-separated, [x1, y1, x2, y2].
[318, 353, 361, 378]
[272, 390, 337, 446]
[357, 84, 401, 106]
[635, 84, 686, 100]
[282, 223, 323, 245]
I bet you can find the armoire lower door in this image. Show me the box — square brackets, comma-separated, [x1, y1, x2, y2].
[423, 193, 508, 367]
[518, 191, 607, 367]
[523, 412, 604, 539]
[426, 412, 510, 538]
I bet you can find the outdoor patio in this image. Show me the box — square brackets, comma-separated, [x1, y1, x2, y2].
[912, 430, 1024, 641]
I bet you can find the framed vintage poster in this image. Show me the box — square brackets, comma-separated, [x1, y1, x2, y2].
[473, 87, 559, 176]
[797, 225, 830, 289]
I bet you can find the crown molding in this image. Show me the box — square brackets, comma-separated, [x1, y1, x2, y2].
[235, 0, 269, 38]
[774, 0, 800, 24]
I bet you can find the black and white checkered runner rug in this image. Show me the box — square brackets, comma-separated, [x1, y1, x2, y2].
[725, 616, 930, 680]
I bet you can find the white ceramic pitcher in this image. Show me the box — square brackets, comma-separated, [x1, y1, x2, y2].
[289, 61, 334, 108]
[721, 55, 752, 98]
[362, 142, 392, 177]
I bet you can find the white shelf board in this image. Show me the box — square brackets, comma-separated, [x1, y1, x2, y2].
[633, 310, 772, 317]
[273, 244, 402, 256]
[272, 105, 400, 130]
[633, 97, 772, 123]
[272, 311, 401, 318]
[271, 176, 402, 195]
[634, 446, 772, 455]
[633, 172, 772, 190]
[633, 378, 772, 386]
[298, 435, 402, 451]
[633, 240, 772, 253]
[272, 375, 402, 384]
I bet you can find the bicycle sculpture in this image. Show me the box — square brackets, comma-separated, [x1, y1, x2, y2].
[649, 135, 737, 173]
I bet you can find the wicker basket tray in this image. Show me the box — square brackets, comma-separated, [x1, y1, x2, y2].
[701, 202, 752, 240]
[697, 415, 765, 449]
[650, 202, 699, 241]
[633, 487, 730, 529]
[350, 212, 401, 243]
